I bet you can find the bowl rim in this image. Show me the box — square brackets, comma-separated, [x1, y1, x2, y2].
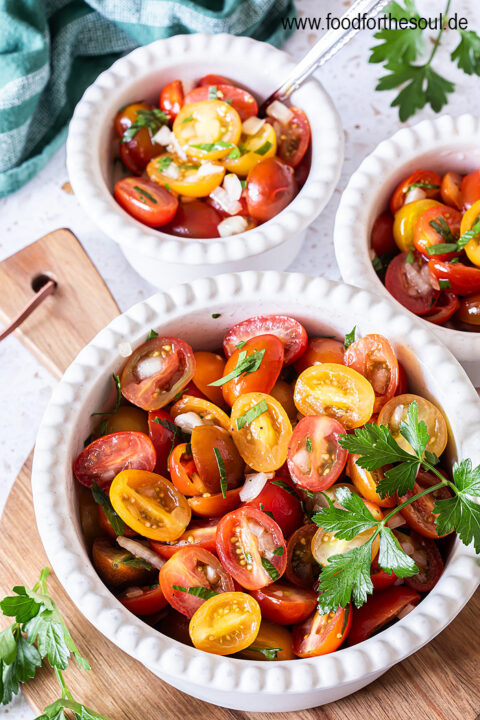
[66, 33, 343, 266]
[333, 112, 480, 360]
[31, 270, 480, 698]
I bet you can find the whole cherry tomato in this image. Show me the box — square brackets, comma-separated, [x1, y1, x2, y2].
[162, 200, 222, 239]
[114, 178, 178, 227]
[239, 621, 294, 661]
[160, 79, 184, 120]
[294, 337, 345, 372]
[461, 170, 480, 209]
[192, 351, 226, 406]
[118, 583, 167, 616]
[246, 157, 297, 222]
[456, 292, 480, 325]
[371, 211, 396, 256]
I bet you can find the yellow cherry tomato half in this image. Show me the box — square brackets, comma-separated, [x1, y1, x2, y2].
[109, 469, 191, 541]
[146, 153, 225, 197]
[460, 199, 480, 267]
[294, 363, 375, 430]
[238, 621, 294, 661]
[230, 392, 292, 472]
[222, 122, 277, 177]
[311, 525, 380, 567]
[393, 199, 441, 252]
[377, 393, 448, 456]
[189, 591, 261, 655]
[173, 100, 242, 160]
[170, 395, 231, 431]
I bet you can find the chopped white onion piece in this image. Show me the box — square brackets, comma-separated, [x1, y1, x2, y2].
[152, 125, 173, 146]
[123, 586, 144, 599]
[135, 355, 165, 380]
[292, 448, 311, 474]
[242, 116, 266, 135]
[209, 186, 242, 216]
[205, 565, 219, 584]
[239, 472, 274, 502]
[404, 187, 427, 204]
[195, 163, 223, 178]
[217, 215, 249, 237]
[174, 411, 206, 433]
[386, 515, 406, 530]
[404, 260, 434, 296]
[168, 134, 188, 161]
[163, 161, 180, 179]
[266, 100, 293, 125]
[116, 537, 164, 570]
[117, 341, 132, 358]
[397, 602, 416, 620]
[223, 173, 243, 201]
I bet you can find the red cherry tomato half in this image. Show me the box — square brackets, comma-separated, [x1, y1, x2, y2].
[441, 171, 463, 210]
[403, 531, 444, 592]
[246, 157, 297, 223]
[73, 431, 156, 489]
[250, 582, 317, 625]
[114, 178, 178, 228]
[398, 469, 453, 539]
[216, 507, 287, 591]
[292, 605, 352, 657]
[223, 315, 308, 365]
[287, 416, 348, 493]
[118, 583, 167, 616]
[348, 586, 421, 646]
[385, 252, 440, 315]
[245, 477, 303, 538]
[428, 258, 480, 296]
[197, 74, 234, 87]
[285, 524, 318, 588]
[344, 334, 399, 413]
[370, 556, 397, 591]
[162, 200, 222, 239]
[390, 170, 441, 215]
[120, 336, 195, 411]
[413, 204, 462, 261]
[160, 79, 184, 120]
[424, 292, 460, 326]
[148, 409, 179, 475]
[221, 334, 284, 407]
[269, 107, 311, 168]
[396, 362, 408, 395]
[183, 84, 258, 120]
[150, 519, 218, 559]
[461, 170, 480, 209]
[371, 211, 396, 256]
[159, 547, 234, 617]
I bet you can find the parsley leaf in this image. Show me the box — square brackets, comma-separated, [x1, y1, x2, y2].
[377, 526, 418, 577]
[434, 459, 480, 551]
[91, 482, 124, 536]
[147, 329, 158, 339]
[344, 326, 356, 350]
[122, 555, 152, 570]
[270, 479, 300, 499]
[24, 611, 70, 670]
[451, 30, 480, 76]
[312, 487, 378, 541]
[248, 646, 282, 660]
[317, 539, 374, 613]
[369, 0, 423, 65]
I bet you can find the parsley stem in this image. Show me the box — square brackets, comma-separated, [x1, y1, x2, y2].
[380, 479, 447, 527]
[55, 668, 74, 701]
[425, 0, 452, 67]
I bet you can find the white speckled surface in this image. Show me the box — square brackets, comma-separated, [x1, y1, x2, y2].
[0, 0, 477, 715]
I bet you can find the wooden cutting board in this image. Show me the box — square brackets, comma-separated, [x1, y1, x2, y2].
[0, 229, 479, 720]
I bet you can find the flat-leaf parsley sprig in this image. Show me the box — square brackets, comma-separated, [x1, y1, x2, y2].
[313, 401, 480, 614]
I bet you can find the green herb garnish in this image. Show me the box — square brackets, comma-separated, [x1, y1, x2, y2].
[261, 557, 280, 582]
[255, 140, 273, 156]
[236, 399, 268, 430]
[91, 482, 125, 536]
[214, 448, 227, 498]
[248, 646, 282, 660]
[209, 348, 265, 387]
[306, 437, 313, 452]
[344, 326, 356, 350]
[172, 585, 218, 600]
[122, 555, 152, 571]
[147, 329, 158, 339]
[405, 249, 415, 264]
[208, 86, 218, 100]
[91, 374, 122, 417]
[121, 108, 169, 144]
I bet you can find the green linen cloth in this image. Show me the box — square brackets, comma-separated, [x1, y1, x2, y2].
[0, 0, 295, 198]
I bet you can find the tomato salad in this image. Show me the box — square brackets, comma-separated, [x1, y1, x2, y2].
[112, 75, 311, 238]
[372, 166, 480, 330]
[75, 316, 451, 660]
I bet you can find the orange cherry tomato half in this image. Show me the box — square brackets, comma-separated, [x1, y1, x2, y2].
[114, 178, 178, 228]
[246, 157, 297, 223]
[344, 334, 399, 413]
[191, 424, 244, 493]
[216, 506, 287, 591]
[269, 107, 311, 168]
[270, 380, 297, 421]
[189, 591, 261, 655]
[114, 102, 150, 137]
[221, 334, 284, 407]
[183, 84, 258, 121]
[285, 524, 318, 589]
[149, 518, 218, 559]
[348, 586, 420, 646]
[287, 415, 348, 492]
[193, 351, 226, 406]
[461, 170, 480, 209]
[170, 395, 231, 431]
[160, 79, 184, 120]
[292, 605, 352, 657]
[159, 547, 234, 617]
[250, 582, 317, 625]
[92, 537, 153, 588]
[169, 443, 205, 496]
[346, 454, 395, 508]
[222, 315, 308, 366]
[440, 171, 463, 210]
[397, 469, 453, 539]
[239, 621, 294, 661]
[371, 211, 396, 256]
[188, 486, 243, 517]
[413, 204, 462, 261]
[120, 336, 195, 411]
[390, 169, 441, 215]
[294, 337, 345, 373]
[73, 431, 156, 489]
[118, 583, 167, 616]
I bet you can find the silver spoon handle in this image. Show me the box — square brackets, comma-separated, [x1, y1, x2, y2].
[264, 0, 391, 106]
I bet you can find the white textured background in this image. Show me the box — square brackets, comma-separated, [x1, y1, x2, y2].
[0, 0, 478, 716]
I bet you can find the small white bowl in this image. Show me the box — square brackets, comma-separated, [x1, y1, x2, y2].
[66, 33, 343, 288]
[31, 271, 480, 712]
[334, 114, 480, 381]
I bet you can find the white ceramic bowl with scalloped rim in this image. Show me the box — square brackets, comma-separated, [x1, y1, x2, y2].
[66, 34, 343, 288]
[31, 271, 480, 711]
[334, 114, 480, 382]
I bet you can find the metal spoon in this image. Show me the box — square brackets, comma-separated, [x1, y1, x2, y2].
[259, 0, 391, 114]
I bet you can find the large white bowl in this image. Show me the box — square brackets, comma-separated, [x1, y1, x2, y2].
[66, 34, 343, 288]
[31, 271, 480, 712]
[334, 114, 480, 382]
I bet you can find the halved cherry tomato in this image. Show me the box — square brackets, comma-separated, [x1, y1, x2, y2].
[345, 334, 399, 413]
[115, 103, 160, 173]
[399, 530, 444, 591]
[148, 409, 178, 476]
[441, 171, 463, 210]
[73, 431, 156, 489]
[346, 455, 395, 508]
[413, 204, 462, 261]
[456, 292, 480, 325]
[120, 336, 195, 411]
[428, 258, 480, 295]
[294, 363, 375, 430]
[393, 199, 441, 252]
[385, 252, 440, 315]
[192, 351, 226, 406]
[216, 507, 287, 591]
[109, 469, 191, 541]
[230, 392, 292, 472]
[370, 556, 397, 591]
[191, 424, 244, 493]
[223, 315, 307, 366]
[162, 200, 222, 238]
[169, 443, 205, 495]
[397, 469, 453, 539]
[246, 157, 297, 222]
[287, 415, 347, 492]
[294, 337, 345, 372]
[377, 394, 447, 457]
[312, 524, 380, 567]
[221, 334, 284, 407]
[114, 102, 150, 137]
[269, 107, 311, 168]
[250, 582, 317, 625]
[160, 80, 184, 120]
[97, 505, 137, 539]
[461, 170, 480, 209]
[92, 537, 153, 587]
[170, 395, 231, 431]
[173, 100, 242, 160]
[390, 170, 441, 215]
[239, 621, 294, 660]
[222, 122, 277, 176]
[183, 84, 258, 121]
[371, 211, 396, 256]
[348, 586, 421, 645]
[105, 406, 148, 435]
[285, 524, 318, 588]
[114, 178, 178, 227]
[160, 547, 234, 617]
[292, 605, 352, 657]
[460, 199, 480, 267]
[245, 477, 303, 538]
[146, 154, 225, 197]
[118, 583, 167, 616]
[150, 519, 218, 559]
[197, 74, 233, 87]
[188, 486, 242, 517]
[424, 292, 460, 325]
[189, 591, 261, 655]
[270, 380, 297, 421]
